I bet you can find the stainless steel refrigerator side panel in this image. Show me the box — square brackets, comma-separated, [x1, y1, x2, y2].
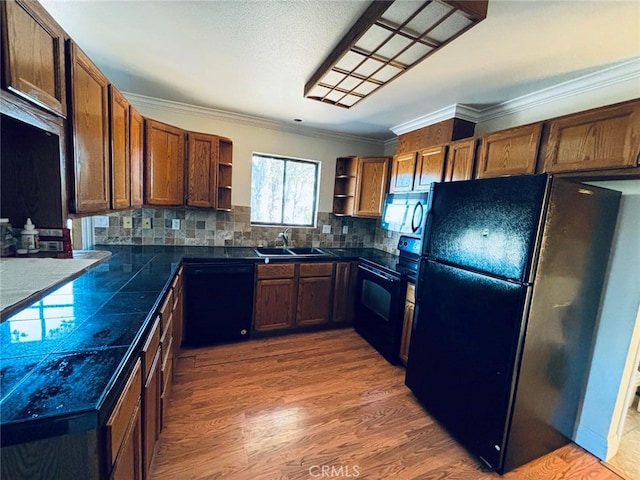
[502, 179, 622, 473]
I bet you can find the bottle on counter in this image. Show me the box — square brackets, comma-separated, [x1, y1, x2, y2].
[0, 218, 16, 257]
[20, 218, 39, 254]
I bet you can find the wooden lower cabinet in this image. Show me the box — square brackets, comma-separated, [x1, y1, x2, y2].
[142, 348, 161, 478]
[254, 273, 296, 331]
[171, 267, 184, 357]
[105, 359, 142, 479]
[255, 261, 345, 332]
[332, 261, 357, 325]
[399, 283, 415, 366]
[296, 263, 334, 326]
[111, 401, 142, 480]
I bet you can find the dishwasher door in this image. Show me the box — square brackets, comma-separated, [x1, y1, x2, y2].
[184, 262, 255, 346]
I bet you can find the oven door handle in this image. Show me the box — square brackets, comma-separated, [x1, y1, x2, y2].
[358, 264, 401, 283]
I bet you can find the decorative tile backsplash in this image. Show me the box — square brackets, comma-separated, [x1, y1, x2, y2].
[93, 206, 400, 252]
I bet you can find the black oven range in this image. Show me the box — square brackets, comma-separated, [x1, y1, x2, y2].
[354, 236, 420, 364]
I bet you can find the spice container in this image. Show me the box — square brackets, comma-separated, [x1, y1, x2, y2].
[0, 218, 16, 256]
[20, 218, 39, 253]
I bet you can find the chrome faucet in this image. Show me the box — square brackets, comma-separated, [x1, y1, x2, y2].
[277, 228, 290, 247]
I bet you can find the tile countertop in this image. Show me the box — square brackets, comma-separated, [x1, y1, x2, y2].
[0, 244, 396, 446]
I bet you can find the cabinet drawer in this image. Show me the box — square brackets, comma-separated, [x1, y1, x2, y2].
[257, 263, 296, 279]
[406, 283, 415, 304]
[161, 325, 173, 370]
[105, 358, 142, 466]
[171, 267, 182, 292]
[159, 288, 173, 333]
[142, 317, 160, 379]
[299, 262, 334, 277]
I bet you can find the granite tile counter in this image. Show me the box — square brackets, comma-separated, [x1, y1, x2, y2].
[0, 245, 260, 446]
[0, 244, 390, 447]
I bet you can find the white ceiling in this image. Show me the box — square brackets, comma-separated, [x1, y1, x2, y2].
[40, 0, 640, 141]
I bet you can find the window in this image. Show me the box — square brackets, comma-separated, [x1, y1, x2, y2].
[250, 153, 319, 227]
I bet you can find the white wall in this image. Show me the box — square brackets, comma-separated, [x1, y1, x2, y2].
[574, 185, 640, 459]
[127, 95, 385, 212]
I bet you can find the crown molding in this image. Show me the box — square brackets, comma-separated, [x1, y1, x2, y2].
[390, 104, 484, 135]
[389, 58, 640, 135]
[476, 58, 640, 122]
[122, 92, 385, 147]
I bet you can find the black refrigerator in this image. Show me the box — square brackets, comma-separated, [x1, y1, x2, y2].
[405, 174, 621, 473]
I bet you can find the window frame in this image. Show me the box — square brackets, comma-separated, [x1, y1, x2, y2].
[250, 152, 320, 228]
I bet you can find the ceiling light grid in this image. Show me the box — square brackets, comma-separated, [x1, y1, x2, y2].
[304, 0, 488, 109]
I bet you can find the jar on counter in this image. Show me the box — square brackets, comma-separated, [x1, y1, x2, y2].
[0, 218, 16, 257]
[20, 218, 39, 253]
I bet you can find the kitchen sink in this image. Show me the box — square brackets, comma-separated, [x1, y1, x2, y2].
[287, 247, 331, 255]
[254, 246, 334, 257]
[254, 247, 294, 256]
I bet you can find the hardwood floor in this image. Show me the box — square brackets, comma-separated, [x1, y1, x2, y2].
[149, 329, 621, 480]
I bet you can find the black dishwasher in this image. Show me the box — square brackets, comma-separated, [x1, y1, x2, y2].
[183, 262, 255, 346]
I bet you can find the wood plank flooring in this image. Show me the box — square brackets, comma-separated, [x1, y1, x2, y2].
[149, 329, 622, 480]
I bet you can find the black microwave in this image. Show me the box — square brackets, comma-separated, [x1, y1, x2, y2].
[380, 192, 429, 236]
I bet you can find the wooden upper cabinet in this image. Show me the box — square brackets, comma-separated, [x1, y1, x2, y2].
[389, 152, 417, 193]
[414, 145, 446, 190]
[476, 123, 542, 179]
[541, 100, 640, 173]
[1, 0, 67, 117]
[144, 119, 185, 206]
[68, 41, 110, 213]
[354, 156, 390, 217]
[186, 132, 218, 208]
[129, 107, 144, 207]
[109, 85, 130, 209]
[444, 138, 477, 182]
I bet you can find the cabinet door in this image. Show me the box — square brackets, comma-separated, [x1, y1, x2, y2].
[142, 347, 161, 479]
[399, 283, 415, 366]
[68, 42, 110, 213]
[297, 276, 333, 326]
[332, 261, 357, 324]
[145, 119, 185, 206]
[109, 85, 130, 209]
[414, 145, 446, 190]
[111, 401, 142, 480]
[129, 107, 144, 207]
[254, 278, 296, 331]
[186, 132, 218, 208]
[476, 123, 542, 178]
[1, 0, 67, 117]
[541, 100, 640, 173]
[444, 138, 476, 182]
[354, 156, 389, 217]
[389, 152, 417, 193]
